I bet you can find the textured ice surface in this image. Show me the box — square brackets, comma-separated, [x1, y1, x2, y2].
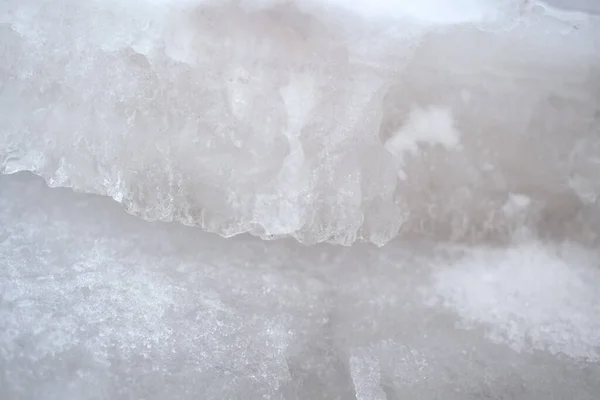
[2, 0, 600, 398]
[1, 172, 600, 399]
[1, 0, 600, 245]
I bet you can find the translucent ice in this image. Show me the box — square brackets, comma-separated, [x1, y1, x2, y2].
[1, 0, 599, 246]
[2, 1, 600, 398]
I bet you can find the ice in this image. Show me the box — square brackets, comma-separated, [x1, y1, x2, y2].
[1, 0, 599, 246]
[1, 0, 600, 398]
[2, 172, 600, 399]
[349, 351, 387, 400]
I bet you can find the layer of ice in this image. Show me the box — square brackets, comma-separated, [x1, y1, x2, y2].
[1, 0, 599, 245]
[2, 1, 600, 397]
[1, 172, 599, 399]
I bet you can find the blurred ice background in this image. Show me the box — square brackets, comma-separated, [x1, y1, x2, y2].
[1, 0, 600, 399]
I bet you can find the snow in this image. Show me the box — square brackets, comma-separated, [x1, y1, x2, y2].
[384, 105, 462, 179]
[1, 172, 599, 399]
[1, 0, 600, 398]
[425, 242, 600, 360]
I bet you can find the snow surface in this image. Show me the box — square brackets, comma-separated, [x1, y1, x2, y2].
[1, 0, 600, 398]
[1, 172, 599, 399]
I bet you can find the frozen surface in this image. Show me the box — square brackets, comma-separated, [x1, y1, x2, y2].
[1, 0, 600, 245]
[2, 0, 600, 398]
[1, 172, 600, 399]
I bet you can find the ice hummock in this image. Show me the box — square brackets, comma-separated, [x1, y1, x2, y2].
[1, 0, 599, 246]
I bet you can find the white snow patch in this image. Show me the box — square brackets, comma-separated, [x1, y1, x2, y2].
[384, 105, 462, 178]
[426, 242, 600, 360]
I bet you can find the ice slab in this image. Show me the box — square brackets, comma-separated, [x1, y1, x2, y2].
[1, 172, 599, 399]
[1, 0, 599, 246]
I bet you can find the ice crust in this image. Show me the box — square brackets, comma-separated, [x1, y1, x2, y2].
[2, 2, 600, 397]
[1, 0, 600, 246]
[1, 172, 600, 399]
